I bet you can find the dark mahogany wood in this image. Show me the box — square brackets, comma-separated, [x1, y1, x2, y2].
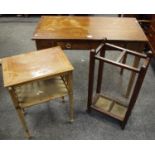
[87, 41, 152, 129]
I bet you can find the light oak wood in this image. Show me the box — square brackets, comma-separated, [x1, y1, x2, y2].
[2, 46, 74, 87]
[14, 77, 68, 108]
[33, 16, 148, 42]
[2, 46, 74, 139]
[8, 87, 31, 138]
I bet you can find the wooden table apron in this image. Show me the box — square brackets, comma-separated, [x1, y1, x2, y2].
[34, 39, 146, 52]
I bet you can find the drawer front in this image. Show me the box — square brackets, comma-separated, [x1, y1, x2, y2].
[53, 41, 99, 50]
[35, 39, 145, 52]
[35, 40, 100, 50]
[55, 41, 138, 50]
[35, 40, 55, 50]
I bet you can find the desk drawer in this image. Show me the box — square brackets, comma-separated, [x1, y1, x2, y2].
[35, 40, 145, 52]
[54, 41, 137, 50]
[35, 40, 100, 50]
[54, 41, 99, 50]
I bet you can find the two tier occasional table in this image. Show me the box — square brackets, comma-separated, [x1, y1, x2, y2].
[2, 46, 74, 138]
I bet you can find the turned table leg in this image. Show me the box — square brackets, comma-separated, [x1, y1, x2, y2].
[8, 87, 31, 139]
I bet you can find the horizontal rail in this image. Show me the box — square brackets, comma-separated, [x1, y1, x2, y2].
[116, 51, 126, 62]
[95, 43, 105, 54]
[105, 43, 147, 58]
[95, 56, 140, 73]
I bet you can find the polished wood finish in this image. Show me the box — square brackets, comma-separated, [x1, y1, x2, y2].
[33, 16, 147, 41]
[87, 41, 152, 129]
[2, 46, 74, 138]
[2, 46, 73, 87]
[120, 14, 155, 56]
[32, 16, 148, 51]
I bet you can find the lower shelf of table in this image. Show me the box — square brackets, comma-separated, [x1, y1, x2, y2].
[14, 77, 68, 108]
[91, 94, 128, 121]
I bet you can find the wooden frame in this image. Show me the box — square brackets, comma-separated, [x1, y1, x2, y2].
[87, 40, 152, 129]
[7, 72, 74, 139]
[2, 47, 74, 139]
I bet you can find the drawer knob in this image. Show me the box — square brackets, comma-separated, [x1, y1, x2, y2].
[66, 43, 72, 49]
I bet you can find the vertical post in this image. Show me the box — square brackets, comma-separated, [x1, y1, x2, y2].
[67, 71, 74, 122]
[8, 86, 31, 139]
[96, 45, 106, 94]
[125, 43, 145, 98]
[120, 43, 127, 75]
[35, 40, 41, 50]
[120, 53, 127, 75]
[125, 56, 140, 98]
[87, 49, 96, 112]
[121, 55, 151, 129]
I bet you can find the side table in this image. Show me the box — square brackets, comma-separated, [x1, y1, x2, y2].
[2, 46, 74, 138]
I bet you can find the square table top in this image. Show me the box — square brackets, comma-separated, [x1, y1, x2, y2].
[2, 46, 74, 87]
[32, 16, 148, 42]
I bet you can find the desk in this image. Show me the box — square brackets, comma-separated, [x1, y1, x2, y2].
[32, 16, 148, 51]
[32, 16, 148, 97]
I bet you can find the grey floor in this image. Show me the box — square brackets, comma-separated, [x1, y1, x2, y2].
[0, 17, 155, 140]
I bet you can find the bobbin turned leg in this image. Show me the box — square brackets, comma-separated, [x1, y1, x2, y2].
[8, 87, 31, 139]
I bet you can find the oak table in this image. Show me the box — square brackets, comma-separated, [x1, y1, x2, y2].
[32, 16, 148, 97]
[2, 46, 74, 138]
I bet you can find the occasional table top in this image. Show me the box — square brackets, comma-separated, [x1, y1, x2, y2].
[2, 46, 74, 87]
[33, 16, 148, 42]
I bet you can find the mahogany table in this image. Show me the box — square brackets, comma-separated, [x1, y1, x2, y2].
[32, 16, 148, 97]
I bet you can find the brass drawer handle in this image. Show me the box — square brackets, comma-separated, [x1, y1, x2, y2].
[65, 43, 72, 49]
